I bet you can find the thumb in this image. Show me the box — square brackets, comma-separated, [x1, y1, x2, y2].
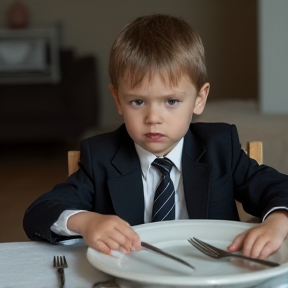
[227, 231, 247, 252]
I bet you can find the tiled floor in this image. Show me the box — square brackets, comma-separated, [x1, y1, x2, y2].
[0, 143, 68, 242]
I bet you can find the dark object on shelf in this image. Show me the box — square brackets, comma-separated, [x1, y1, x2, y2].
[0, 49, 98, 143]
[7, 1, 29, 29]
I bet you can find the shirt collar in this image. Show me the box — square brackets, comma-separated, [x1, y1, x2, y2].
[134, 138, 184, 179]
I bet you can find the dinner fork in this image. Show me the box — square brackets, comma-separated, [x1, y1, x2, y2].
[53, 255, 68, 288]
[188, 237, 279, 267]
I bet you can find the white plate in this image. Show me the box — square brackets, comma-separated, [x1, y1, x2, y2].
[87, 220, 288, 287]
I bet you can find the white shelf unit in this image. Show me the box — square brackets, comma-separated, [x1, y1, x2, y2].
[0, 25, 60, 84]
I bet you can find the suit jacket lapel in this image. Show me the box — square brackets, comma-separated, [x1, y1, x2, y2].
[106, 125, 212, 224]
[182, 127, 212, 219]
[107, 129, 145, 225]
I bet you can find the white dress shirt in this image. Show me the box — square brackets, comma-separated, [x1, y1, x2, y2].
[51, 138, 188, 236]
[135, 138, 188, 222]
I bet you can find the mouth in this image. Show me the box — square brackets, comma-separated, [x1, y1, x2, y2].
[145, 133, 165, 141]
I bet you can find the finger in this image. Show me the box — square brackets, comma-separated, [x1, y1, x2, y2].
[115, 224, 141, 249]
[258, 242, 274, 259]
[259, 239, 282, 259]
[92, 238, 131, 255]
[84, 228, 126, 254]
[103, 237, 131, 253]
[241, 232, 259, 257]
[98, 219, 137, 252]
[132, 236, 142, 251]
[108, 232, 133, 253]
[247, 234, 268, 258]
[227, 231, 246, 252]
[128, 231, 141, 250]
[241, 228, 272, 257]
[93, 240, 111, 255]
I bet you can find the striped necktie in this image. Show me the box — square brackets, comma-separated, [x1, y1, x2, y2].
[151, 157, 175, 222]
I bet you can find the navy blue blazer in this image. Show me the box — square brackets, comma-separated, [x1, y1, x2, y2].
[23, 123, 288, 243]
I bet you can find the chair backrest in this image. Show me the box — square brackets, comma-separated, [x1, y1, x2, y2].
[68, 150, 81, 176]
[67, 141, 263, 222]
[237, 141, 263, 222]
[246, 141, 263, 165]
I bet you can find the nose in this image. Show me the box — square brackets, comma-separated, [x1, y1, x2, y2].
[145, 107, 163, 125]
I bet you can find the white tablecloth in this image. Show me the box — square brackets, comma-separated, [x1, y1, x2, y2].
[1, 240, 288, 288]
[0, 240, 110, 288]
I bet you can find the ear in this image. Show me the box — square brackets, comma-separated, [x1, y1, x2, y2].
[193, 82, 210, 115]
[109, 84, 123, 115]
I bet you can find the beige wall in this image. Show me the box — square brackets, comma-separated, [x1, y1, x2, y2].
[0, 0, 257, 129]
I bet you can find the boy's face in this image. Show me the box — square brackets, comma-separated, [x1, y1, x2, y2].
[110, 74, 209, 156]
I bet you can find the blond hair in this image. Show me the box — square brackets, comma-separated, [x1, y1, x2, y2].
[109, 14, 207, 92]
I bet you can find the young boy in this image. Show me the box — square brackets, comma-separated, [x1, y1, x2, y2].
[23, 14, 288, 259]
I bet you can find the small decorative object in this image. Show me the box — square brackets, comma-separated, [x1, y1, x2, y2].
[7, 1, 29, 29]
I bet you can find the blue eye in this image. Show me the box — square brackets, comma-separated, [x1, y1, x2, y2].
[131, 99, 144, 106]
[167, 99, 180, 105]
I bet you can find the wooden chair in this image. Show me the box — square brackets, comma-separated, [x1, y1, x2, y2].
[67, 141, 263, 222]
[246, 141, 263, 165]
[237, 141, 263, 222]
[68, 150, 81, 177]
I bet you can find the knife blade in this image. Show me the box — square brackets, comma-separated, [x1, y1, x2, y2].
[141, 241, 195, 270]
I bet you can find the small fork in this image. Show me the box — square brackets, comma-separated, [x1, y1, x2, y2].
[53, 256, 68, 288]
[188, 237, 279, 267]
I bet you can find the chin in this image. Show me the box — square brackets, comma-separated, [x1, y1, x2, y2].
[146, 145, 171, 156]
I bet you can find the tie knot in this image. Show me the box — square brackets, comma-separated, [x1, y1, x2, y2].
[152, 157, 174, 175]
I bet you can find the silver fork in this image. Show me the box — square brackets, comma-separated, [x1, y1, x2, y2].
[53, 255, 68, 288]
[188, 237, 279, 267]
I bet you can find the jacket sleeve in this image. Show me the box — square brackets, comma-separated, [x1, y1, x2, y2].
[23, 139, 95, 244]
[231, 124, 288, 220]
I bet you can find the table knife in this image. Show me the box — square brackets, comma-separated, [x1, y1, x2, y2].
[141, 241, 194, 270]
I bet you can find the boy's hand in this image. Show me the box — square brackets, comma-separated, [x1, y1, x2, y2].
[67, 211, 141, 255]
[228, 210, 288, 259]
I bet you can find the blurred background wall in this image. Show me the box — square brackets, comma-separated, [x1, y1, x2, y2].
[0, 0, 258, 130]
[258, 0, 288, 114]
